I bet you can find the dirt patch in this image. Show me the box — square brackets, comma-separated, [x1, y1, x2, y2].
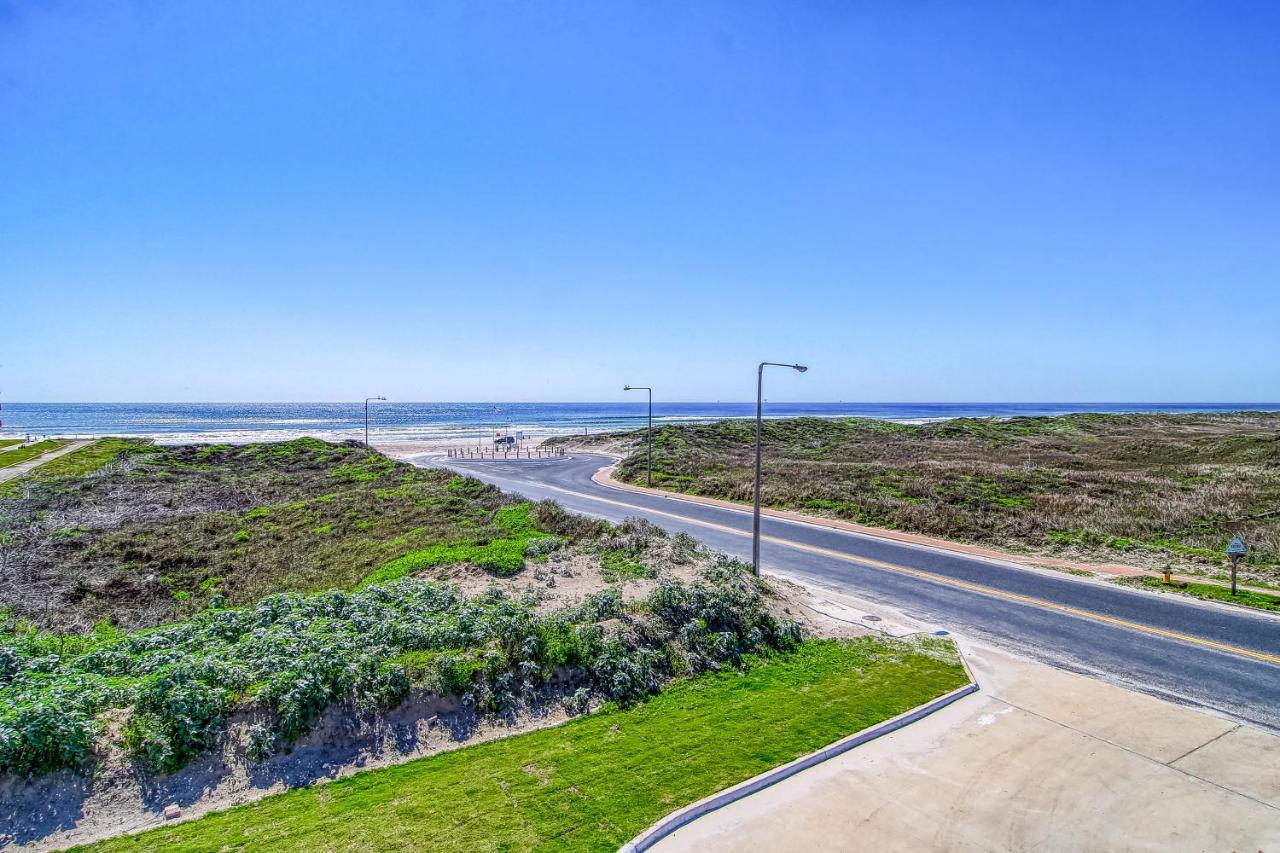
[417, 538, 703, 613]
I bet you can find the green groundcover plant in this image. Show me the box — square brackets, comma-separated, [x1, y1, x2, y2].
[0, 560, 798, 777]
[80, 638, 966, 852]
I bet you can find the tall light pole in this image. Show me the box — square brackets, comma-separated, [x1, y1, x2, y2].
[623, 385, 653, 486]
[365, 396, 386, 447]
[753, 362, 807, 576]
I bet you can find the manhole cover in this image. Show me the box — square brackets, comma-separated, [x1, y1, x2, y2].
[861, 614, 882, 622]
[934, 630, 950, 636]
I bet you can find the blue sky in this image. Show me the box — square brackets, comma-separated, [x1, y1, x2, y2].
[2, 1, 1277, 403]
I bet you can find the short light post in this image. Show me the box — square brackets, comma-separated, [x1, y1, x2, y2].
[753, 362, 807, 576]
[623, 384, 653, 487]
[364, 396, 386, 447]
[1226, 535, 1248, 596]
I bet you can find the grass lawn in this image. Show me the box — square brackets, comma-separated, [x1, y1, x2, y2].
[1120, 576, 1280, 612]
[80, 638, 967, 852]
[0, 438, 22, 450]
[0, 439, 68, 469]
[0, 438, 142, 497]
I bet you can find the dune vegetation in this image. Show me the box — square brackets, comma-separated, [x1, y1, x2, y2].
[1, 555, 797, 778]
[79, 638, 966, 852]
[582, 412, 1280, 584]
[1, 438, 534, 630]
[0, 438, 809, 780]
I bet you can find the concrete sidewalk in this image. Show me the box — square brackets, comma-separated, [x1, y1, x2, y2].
[0, 440, 91, 484]
[655, 639, 1280, 852]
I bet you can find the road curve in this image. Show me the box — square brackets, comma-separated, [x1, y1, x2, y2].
[414, 453, 1280, 731]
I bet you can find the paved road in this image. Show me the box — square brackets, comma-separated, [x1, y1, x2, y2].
[415, 453, 1280, 731]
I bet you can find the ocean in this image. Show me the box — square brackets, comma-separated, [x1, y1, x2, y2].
[2, 402, 1278, 445]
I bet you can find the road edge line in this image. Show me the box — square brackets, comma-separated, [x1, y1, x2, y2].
[591, 465, 1280, 607]
[617, 677, 980, 852]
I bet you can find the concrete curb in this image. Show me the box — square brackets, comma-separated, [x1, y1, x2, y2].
[445, 455, 570, 464]
[617, 678, 980, 852]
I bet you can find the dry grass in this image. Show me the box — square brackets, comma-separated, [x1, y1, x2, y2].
[584, 412, 1280, 584]
[0, 438, 753, 634]
[0, 439, 517, 631]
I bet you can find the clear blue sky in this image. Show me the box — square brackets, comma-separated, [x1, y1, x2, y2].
[3, 1, 1277, 403]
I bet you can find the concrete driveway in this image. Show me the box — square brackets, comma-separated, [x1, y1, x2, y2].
[654, 640, 1280, 852]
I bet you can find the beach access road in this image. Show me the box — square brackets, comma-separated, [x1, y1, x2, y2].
[416, 452, 1280, 732]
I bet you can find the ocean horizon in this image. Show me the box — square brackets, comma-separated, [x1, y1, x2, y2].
[2, 402, 1278, 445]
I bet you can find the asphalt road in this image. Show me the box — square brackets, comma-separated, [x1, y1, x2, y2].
[416, 453, 1280, 731]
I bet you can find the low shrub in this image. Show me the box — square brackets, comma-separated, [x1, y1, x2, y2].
[0, 561, 798, 777]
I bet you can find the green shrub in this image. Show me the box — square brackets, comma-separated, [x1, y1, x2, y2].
[244, 722, 275, 762]
[0, 696, 95, 775]
[0, 561, 798, 777]
[128, 663, 231, 772]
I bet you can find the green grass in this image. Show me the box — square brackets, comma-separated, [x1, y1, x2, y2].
[0, 438, 148, 497]
[0, 439, 21, 450]
[1119, 576, 1280, 612]
[360, 503, 546, 585]
[599, 549, 656, 582]
[80, 638, 967, 853]
[0, 439, 68, 469]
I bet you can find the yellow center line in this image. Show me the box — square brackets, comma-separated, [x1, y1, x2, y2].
[540, 479, 1280, 667]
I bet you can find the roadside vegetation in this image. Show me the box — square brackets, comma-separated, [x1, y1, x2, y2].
[0, 437, 146, 498]
[0, 439, 68, 469]
[1, 558, 794, 777]
[578, 412, 1280, 585]
[0, 438, 809, 782]
[80, 637, 966, 852]
[0, 439, 22, 451]
[1116, 576, 1280, 612]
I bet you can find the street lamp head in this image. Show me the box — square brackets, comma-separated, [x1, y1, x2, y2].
[372, 396, 387, 401]
[623, 385, 632, 391]
[760, 361, 809, 374]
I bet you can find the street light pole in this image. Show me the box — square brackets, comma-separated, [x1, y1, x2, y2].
[753, 362, 807, 577]
[365, 396, 386, 447]
[623, 385, 653, 486]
